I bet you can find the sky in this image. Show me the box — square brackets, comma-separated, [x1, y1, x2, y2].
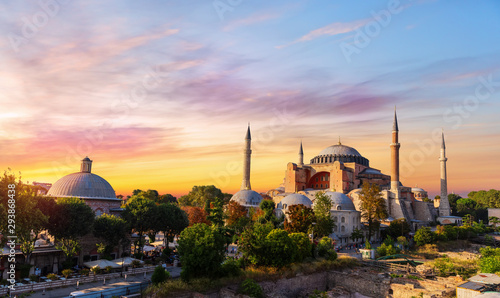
[1, 0, 499, 198]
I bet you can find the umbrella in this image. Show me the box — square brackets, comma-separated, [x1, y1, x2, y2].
[83, 259, 121, 269]
[112, 257, 144, 266]
[142, 245, 156, 252]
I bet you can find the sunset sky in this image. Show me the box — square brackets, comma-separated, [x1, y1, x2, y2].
[1, 0, 499, 198]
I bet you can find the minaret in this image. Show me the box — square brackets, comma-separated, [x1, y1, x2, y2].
[241, 125, 252, 190]
[81, 156, 92, 173]
[439, 131, 451, 216]
[390, 108, 400, 192]
[298, 141, 304, 167]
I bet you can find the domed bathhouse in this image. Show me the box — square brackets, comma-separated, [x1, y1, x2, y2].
[47, 157, 123, 216]
[45, 157, 128, 269]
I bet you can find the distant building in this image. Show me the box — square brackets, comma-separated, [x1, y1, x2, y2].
[270, 109, 439, 236]
[456, 273, 500, 298]
[32, 182, 52, 195]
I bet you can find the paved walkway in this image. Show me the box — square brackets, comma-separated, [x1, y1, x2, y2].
[28, 267, 182, 298]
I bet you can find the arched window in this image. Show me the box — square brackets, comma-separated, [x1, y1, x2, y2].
[95, 209, 103, 217]
[341, 217, 345, 223]
[337, 206, 341, 211]
[341, 226, 345, 232]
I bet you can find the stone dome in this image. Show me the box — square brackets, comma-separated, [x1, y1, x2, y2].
[319, 144, 362, 157]
[311, 143, 369, 166]
[324, 191, 356, 211]
[277, 193, 312, 209]
[411, 187, 426, 192]
[230, 189, 263, 207]
[47, 157, 119, 201]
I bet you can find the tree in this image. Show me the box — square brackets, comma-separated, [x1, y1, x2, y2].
[387, 218, 411, 238]
[350, 228, 364, 243]
[158, 194, 177, 204]
[121, 194, 157, 255]
[177, 223, 226, 281]
[238, 222, 274, 265]
[263, 229, 298, 267]
[181, 206, 210, 226]
[313, 192, 335, 238]
[154, 203, 189, 248]
[289, 232, 312, 262]
[257, 199, 279, 226]
[284, 204, 316, 234]
[56, 239, 81, 269]
[93, 214, 128, 258]
[206, 197, 226, 228]
[479, 247, 500, 273]
[47, 197, 95, 240]
[225, 201, 251, 235]
[359, 182, 388, 240]
[178, 185, 223, 208]
[414, 227, 436, 246]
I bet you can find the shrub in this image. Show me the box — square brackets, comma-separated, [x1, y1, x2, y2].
[316, 237, 337, 261]
[479, 247, 500, 273]
[105, 266, 113, 274]
[80, 269, 90, 276]
[365, 240, 372, 249]
[151, 265, 169, 285]
[289, 233, 312, 262]
[29, 274, 38, 282]
[239, 278, 264, 298]
[62, 269, 73, 278]
[414, 227, 436, 246]
[221, 258, 242, 277]
[131, 260, 142, 268]
[47, 273, 58, 281]
[91, 266, 101, 275]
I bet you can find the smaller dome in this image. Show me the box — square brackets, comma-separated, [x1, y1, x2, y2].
[412, 187, 426, 192]
[278, 193, 312, 209]
[230, 189, 263, 207]
[324, 191, 356, 211]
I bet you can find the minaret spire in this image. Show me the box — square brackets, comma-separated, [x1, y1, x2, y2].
[241, 125, 252, 190]
[298, 141, 304, 167]
[439, 130, 451, 216]
[390, 108, 401, 192]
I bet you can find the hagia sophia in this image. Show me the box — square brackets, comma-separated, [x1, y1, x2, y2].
[230, 109, 462, 244]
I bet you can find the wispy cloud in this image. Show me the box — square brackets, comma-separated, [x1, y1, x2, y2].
[276, 19, 370, 48]
[223, 12, 280, 31]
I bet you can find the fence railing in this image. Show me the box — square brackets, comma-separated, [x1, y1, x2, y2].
[0, 266, 157, 296]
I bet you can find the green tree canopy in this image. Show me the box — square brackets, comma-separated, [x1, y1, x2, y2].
[121, 194, 157, 254]
[414, 227, 436, 246]
[48, 197, 95, 240]
[93, 214, 128, 257]
[359, 182, 388, 240]
[153, 203, 189, 247]
[313, 192, 335, 238]
[387, 218, 411, 238]
[177, 223, 227, 281]
[178, 185, 224, 208]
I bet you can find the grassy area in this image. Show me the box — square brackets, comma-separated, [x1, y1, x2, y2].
[145, 257, 359, 297]
[408, 240, 471, 259]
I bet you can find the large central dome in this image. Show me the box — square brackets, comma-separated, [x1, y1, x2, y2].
[47, 157, 119, 201]
[318, 144, 362, 157]
[310, 142, 369, 166]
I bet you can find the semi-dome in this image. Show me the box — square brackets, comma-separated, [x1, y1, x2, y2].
[324, 191, 356, 211]
[230, 189, 263, 207]
[47, 157, 119, 201]
[277, 193, 312, 209]
[310, 142, 369, 166]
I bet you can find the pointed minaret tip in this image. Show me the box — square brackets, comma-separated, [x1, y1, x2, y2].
[299, 141, 304, 154]
[338, 136, 342, 145]
[245, 124, 251, 140]
[393, 107, 399, 132]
